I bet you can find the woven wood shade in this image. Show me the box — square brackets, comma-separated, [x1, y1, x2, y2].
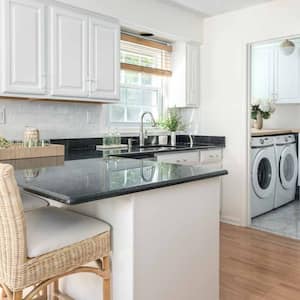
[121, 33, 172, 77]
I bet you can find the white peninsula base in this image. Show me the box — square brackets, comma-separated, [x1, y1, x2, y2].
[60, 177, 221, 300]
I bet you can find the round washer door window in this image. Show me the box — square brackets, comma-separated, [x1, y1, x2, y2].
[279, 146, 298, 189]
[258, 158, 272, 189]
[252, 148, 276, 199]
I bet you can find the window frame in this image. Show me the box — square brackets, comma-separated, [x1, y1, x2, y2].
[109, 70, 168, 128]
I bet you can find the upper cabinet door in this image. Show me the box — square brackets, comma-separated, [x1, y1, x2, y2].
[186, 42, 200, 107]
[276, 43, 300, 103]
[50, 6, 89, 97]
[89, 18, 120, 100]
[251, 45, 275, 101]
[2, 0, 46, 94]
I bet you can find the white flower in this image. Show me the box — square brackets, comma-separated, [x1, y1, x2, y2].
[259, 102, 271, 112]
[252, 98, 261, 106]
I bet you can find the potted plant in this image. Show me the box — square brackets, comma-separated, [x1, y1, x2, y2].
[251, 99, 276, 130]
[158, 108, 185, 146]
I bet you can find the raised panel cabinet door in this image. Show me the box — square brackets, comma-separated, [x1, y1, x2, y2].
[276, 43, 300, 103]
[50, 6, 88, 97]
[89, 17, 120, 100]
[186, 42, 200, 107]
[251, 45, 275, 101]
[2, 0, 46, 94]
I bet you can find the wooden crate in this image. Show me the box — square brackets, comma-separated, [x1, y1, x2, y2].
[0, 144, 65, 160]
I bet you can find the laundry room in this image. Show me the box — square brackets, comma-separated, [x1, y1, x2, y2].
[250, 36, 300, 238]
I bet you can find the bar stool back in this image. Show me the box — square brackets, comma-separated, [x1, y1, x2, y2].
[0, 164, 111, 300]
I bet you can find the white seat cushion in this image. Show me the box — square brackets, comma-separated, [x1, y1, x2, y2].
[25, 207, 110, 258]
[21, 190, 49, 212]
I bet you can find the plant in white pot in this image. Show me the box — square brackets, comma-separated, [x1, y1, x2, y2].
[158, 108, 185, 146]
[251, 98, 276, 130]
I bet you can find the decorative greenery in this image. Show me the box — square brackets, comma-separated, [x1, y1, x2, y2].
[0, 137, 9, 149]
[158, 108, 185, 132]
[251, 98, 276, 120]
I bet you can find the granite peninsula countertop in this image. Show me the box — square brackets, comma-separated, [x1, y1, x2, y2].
[15, 157, 228, 205]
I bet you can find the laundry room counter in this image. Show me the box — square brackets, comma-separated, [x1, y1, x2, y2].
[251, 129, 293, 137]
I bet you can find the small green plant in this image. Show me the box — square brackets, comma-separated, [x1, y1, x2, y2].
[158, 108, 185, 132]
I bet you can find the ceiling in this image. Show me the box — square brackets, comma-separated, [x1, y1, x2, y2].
[163, 0, 273, 16]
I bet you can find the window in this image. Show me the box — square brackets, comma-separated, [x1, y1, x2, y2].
[110, 33, 172, 125]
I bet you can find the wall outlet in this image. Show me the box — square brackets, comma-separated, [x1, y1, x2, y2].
[0, 108, 6, 124]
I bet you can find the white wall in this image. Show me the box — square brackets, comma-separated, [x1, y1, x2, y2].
[199, 0, 300, 226]
[0, 0, 203, 140]
[264, 105, 300, 128]
[60, 0, 203, 42]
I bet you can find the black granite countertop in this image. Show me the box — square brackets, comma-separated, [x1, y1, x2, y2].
[51, 135, 225, 161]
[15, 157, 228, 205]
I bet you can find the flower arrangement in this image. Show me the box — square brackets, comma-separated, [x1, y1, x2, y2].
[251, 98, 276, 129]
[251, 98, 276, 120]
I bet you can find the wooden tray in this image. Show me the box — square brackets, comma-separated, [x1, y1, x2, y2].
[0, 144, 65, 160]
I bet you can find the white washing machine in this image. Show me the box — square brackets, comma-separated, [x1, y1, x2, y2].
[274, 134, 298, 208]
[251, 136, 276, 218]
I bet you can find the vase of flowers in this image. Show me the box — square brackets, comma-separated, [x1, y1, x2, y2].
[251, 99, 276, 130]
[158, 108, 185, 146]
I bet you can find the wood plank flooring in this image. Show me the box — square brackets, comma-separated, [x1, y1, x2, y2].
[1, 223, 299, 300]
[221, 223, 300, 300]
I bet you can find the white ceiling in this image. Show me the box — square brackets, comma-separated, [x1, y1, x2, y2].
[163, 0, 273, 16]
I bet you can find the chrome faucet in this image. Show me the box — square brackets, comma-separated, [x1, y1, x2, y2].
[139, 112, 156, 146]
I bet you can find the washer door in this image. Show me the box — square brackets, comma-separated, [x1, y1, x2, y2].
[279, 146, 298, 190]
[252, 148, 276, 199]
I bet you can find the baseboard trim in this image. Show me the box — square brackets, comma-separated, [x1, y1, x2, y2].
[221, 215, 242, 226]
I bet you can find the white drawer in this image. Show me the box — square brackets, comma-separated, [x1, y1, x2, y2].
[155, 150, 200, 165]
[199, 149, 222, 164]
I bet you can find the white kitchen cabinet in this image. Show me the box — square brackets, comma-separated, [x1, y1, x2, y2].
[2, 0, 46, 95]
[276, 42, 300, 103]
[155, 148, 223, 168]
[49, 6, 89, 97]
[251, 41, 300, 104]
[186, 42, 201, 107]
[199, 149, 223, 168]
[169, 41, 200, 108]
[251, 44, 275, 101]
[155, 150, 200, 166]
[89, 17, 120, 100]
[0, 0, 120, 102]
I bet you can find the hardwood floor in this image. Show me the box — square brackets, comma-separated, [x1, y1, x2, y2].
[221, 223, 300, 300]
[1, 223, 300, 300]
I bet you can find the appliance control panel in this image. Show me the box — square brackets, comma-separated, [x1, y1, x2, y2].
[274, 134, 296, 145]
[251, 136, 274, 147]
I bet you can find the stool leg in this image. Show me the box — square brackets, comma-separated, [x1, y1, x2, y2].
[1, 289, 6, 300]
[42, 287, 48, 300]
[13, 291, 22, 300]
[103, 256, 111, 300]
[52, 280, 59, 300]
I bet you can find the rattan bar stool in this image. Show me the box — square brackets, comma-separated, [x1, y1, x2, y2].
[0, 164, 111, 300]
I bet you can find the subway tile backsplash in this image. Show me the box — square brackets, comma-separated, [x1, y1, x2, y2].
[0, 99, 106, 140]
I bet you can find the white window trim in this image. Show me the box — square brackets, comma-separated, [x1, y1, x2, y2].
[108, 75, 169, 128]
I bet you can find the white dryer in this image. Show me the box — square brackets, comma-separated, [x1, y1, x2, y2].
[251, 136, 276, 218]
[274, 134, 298, 208]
